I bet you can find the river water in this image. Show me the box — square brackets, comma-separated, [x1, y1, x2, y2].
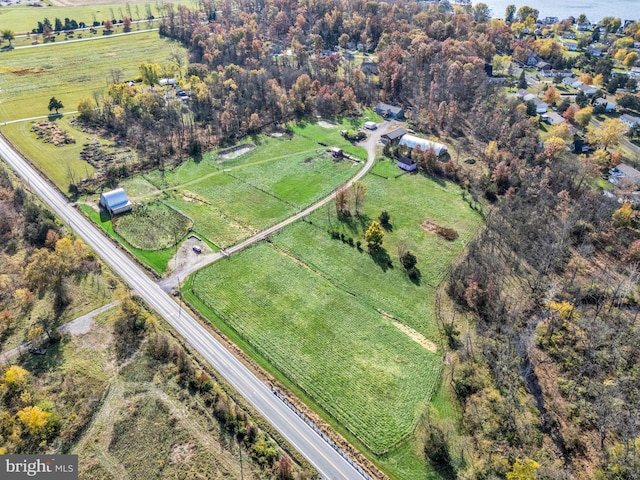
[471, 0, 639, 24]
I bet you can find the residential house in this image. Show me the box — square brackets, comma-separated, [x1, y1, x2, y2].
[544, 69, 573, 78]
[360, 62, 378, 75]
[399, 134, 447, 156]
[609, 163, 640, 187]
[542, 16, 559, 26]
[621, 114, 640, 128]
[571, 138, 590, 153]
[536, 61, 552, 72]
[578, 83, 598, 96]
[587, 45, 603, 57]
[375, 102, 405, 119]
[397, 156, 417, 172]
[563, 77, 578, 87]
[532, 98, 549, 114]
[381, 128, 407, 145]
[541, 112, 565, 125]
[594, 98, 617, 112]
[561, 40, 578, 51]
[577, 22, 591, 31]
[99, 188, 133, 216]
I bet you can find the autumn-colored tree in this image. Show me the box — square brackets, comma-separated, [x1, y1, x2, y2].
[624, 51, 639, 67]
[562, 105, 578, 123]
[548, 122, 572, 140]
[542, 85, 560, 105]
[544, 136, 567, 160]
[612, 202, 634, 228]
[365, 220, 384, 251]
[139, 62, 162, 85]
[587, 118, 627, 150]
[2, 365, 29, 393]
[579, 72, 593, 85]
[122, 16, 132, 32]
[574, 106, 593, 129]
[335, 185, 349, 217]
[103, 19, 114, 31]
[17, 406, 51, 434]
[506, 458, 539, 480]
[352, 181, 367, 215]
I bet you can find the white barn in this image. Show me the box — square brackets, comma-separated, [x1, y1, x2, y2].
[399, 134, 448, 156]
[99, 188, 133, 216]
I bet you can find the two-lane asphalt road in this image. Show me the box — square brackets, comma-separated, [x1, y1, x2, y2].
[0, 134, 369, 479]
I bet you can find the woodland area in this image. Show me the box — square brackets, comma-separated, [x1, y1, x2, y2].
[68, 0, 640, 478]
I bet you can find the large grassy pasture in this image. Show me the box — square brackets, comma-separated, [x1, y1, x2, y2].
[142, 127, 366, 247]
[0, 31, 183, 122]
[187, 166, 482, 455]
[0, 1, 192, 33]
[190, 242, 440, 454]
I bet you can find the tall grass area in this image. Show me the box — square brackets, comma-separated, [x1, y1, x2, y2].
[187, 168, 482, 469]
[1, 118, 97, 191]
[0, 31, 185, 122]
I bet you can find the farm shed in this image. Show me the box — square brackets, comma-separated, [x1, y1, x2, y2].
[99, 188, 133, 216]
[397, 156, 417, 172]
[375, 102, 405, 119]
[399, 134, 448, 156]
[381, 128, 407, 145]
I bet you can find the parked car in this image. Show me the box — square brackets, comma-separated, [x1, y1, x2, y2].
[192, 246, 202, 254]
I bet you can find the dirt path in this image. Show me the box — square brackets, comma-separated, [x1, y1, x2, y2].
[159, 120, 396, 291]
[0, 301, 118, 364]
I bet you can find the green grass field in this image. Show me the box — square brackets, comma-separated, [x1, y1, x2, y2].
[0, 31, 184, 122]
[188, 169, 482, 456]
[191, 242, 440, 454]
[0, 118, 97, 191]
[0, 1, 192, 34]
[113, 201, 192, 250]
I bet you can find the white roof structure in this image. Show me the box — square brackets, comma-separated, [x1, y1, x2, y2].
[99, 188, 132, 216]
[399, 134, 447, 156]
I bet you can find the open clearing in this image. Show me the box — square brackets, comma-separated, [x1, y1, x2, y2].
[0, 31, 183, 122]
[188, 168, 482, 454]
[0, 1, 191, 33]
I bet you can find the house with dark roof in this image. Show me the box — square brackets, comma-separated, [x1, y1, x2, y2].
[99, 188, 133, 216]
[381, 128, 407, 145]
[360, 62, 379, 75]
[397, 156, 417, 172]
[375, 102, 404, 119]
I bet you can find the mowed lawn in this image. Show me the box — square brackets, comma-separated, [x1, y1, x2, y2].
[144, 131, 362, 247]
[191, 242, 441, 454]
[0, 1, 192, 34]
[189, 169, 482, 453]
[0, 31, 183, 122]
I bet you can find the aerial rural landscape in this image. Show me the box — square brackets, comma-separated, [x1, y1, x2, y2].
[1, 0, 640, 479]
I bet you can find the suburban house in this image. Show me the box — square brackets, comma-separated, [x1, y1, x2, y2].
[564, 78, 583, 89]
[541, 112, 565, 125]
[534, 98, 549, 114]
[516, 89, 535, 101]
[399, 134, 447, 156]
[621, 114, 640, 128]
[594, 98, 617, 112]
[375, 102, 405, 119]
[360, 62, 379, 75]
[543, 69, 573, 78]
[560, 40, 577, 51]
[397, 156, 417, 172]
[571, 138, 590, 153]
[99, 188, 133, 216]
[587, 45, 603, 57]
[577, 22, 591, 31]
[577, 84, 598, 96]
[536, 61, 552, 72]
[609, 164, 640, 188]
[381, 128, 407, 145]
